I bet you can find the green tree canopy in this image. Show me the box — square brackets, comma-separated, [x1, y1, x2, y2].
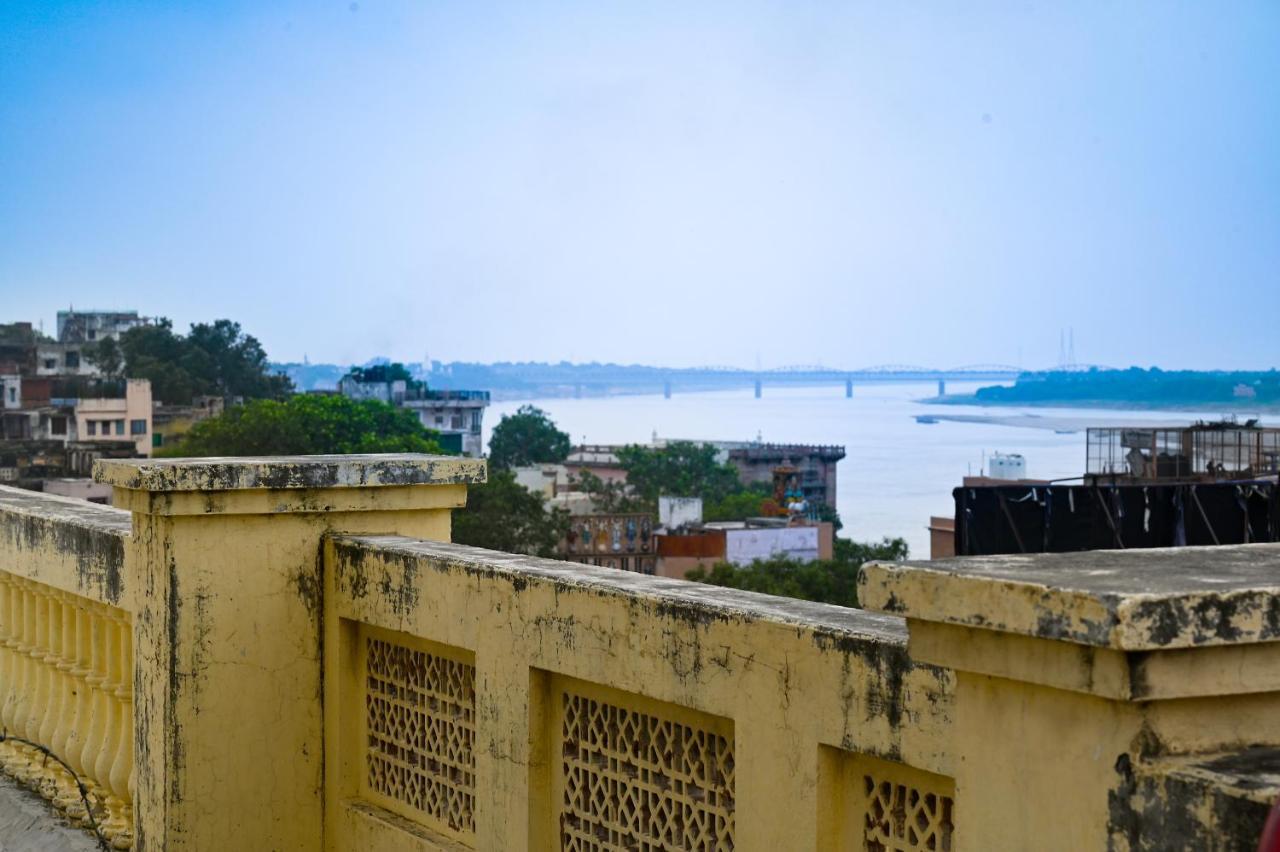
[346, 362, 423, 389]
[685, 536, 907, 608]
[615, 441, 743, 510]
[116, 318, 292, 404]
[487, 405, 572, 470]
[451, 468, 570, 557]
[158, 394, 445, 457]
[82, 336, 124, 379]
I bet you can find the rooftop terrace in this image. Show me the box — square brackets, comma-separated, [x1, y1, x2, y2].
[0, 454, 1274, 850]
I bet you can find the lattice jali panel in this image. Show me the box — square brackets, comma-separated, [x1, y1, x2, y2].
[555, 677, 736, 851]
[862, 772, 953, 852]
[821, 748, 954, 852]
[362, 628, 476, 838]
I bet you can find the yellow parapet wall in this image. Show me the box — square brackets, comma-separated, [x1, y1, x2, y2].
[94, 454, 486, 852]
[323, 537, 955, 852]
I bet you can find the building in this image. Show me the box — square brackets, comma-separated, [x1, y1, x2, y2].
[1086, 420, 1280, 483]
[726, 443, 845, 509]
[562, 444, 629, 486]
[928, 515, 956, 559]
[0, 439, 137, 489]
[338, 372, 490, 457]
[0, 376, 152, 456]
[55, 309, 148, 343]
[75, 378, 153, 456]
[27, 310, 151, 380]
[655, 519, 836, 579]
[562, 439, 848, 510]
[152, 395, 225, 451]
[403, 391, 489, 458]
[560, 512, 657, 574]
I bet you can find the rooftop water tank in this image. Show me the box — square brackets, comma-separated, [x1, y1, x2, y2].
[989, 452, 1027, 480]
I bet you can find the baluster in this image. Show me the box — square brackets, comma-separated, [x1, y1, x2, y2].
[4, 580, 33, 776]
[95, 613, 124, 837]
[103, 613, 133, 849]
[80, 602, 110, 822]
[52, 593, 83, 811]
[17, 582, 47, 783]
[63, 598, 95, 822]
[0, 574, 14, 763]
[35, 588, 65, 798]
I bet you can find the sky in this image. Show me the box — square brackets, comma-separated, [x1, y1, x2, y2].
[1, 2, 1277, 371]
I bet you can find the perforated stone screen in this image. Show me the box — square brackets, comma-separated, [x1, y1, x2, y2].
[555, 677, 736, 850]
[823, 748, 955, 852]
[363, 629, 477, 837]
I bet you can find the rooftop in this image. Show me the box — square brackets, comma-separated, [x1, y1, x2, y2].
[860, 544, 1280, 650]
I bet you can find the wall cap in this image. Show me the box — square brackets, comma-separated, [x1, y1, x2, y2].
[94, 453, 487, 493]
[860, 545, 1280, 651]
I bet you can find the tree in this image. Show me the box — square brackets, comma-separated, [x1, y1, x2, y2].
[452, 469, 570, 557]
[685, 536, 908, 608]
[703, 482, 773, 522]
[347, 362, 419, 386]
[116, 317, 293, 404]
[82, 337, 124, 378]
[487, 405, 571, 470]
[158, 394, 445, 457]
[615, 441, 742, 510]
[572, 469, 649, 513]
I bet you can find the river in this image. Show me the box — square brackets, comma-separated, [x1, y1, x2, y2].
[482, 384, 1273, 558]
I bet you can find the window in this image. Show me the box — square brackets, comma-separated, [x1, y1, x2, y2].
[115, 420, 125, 436]
[130, 419, 147, 435]
[451, 415, 463, 430]
[471, 411, 482, 434]
[50, 416, 67, 436]
[43, 359, 56, 370]
[435, 415, 444, 425]
[88, 329, 96, 340]
[65, 351, 80, 369]
[87, 420, 96, 436]
[6, 387, 14, 404]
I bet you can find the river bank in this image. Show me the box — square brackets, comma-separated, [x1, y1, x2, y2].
[927, 394, 1280, 415]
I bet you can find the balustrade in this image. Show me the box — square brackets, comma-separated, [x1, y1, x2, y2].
[0, 572, 133, 848]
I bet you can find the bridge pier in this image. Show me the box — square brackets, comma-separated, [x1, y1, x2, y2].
[574, 383, 582, 400]
[937, 379, 946, 397]
[845, 379, 853, 398]
[754, 379, 762, 399]
[663, 380, 671, 399]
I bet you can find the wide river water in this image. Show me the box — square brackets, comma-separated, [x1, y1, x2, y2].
[482, 383, 1274, 558]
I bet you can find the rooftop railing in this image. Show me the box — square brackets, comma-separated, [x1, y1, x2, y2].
[0, 454, 1274, 850]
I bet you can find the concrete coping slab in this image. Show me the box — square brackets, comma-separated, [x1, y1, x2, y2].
[332, 535, 909, 648]
[859, 545, 1280, 651]
[93, 453, 487, 493]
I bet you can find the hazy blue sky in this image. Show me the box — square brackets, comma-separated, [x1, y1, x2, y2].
[2, 2, 1277, 369]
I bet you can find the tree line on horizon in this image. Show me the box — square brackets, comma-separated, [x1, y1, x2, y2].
[975, 367, 1280, 405]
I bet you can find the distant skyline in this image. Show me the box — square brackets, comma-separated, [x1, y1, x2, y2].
[2, 2, 1277, 370]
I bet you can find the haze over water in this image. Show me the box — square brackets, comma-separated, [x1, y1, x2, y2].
[483, 383, 1274, 557]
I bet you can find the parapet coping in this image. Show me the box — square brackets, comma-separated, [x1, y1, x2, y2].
[0, 485, 131, 536]
[860, 545, 1280, 651]
[332, 535, 908, 648]
[94, 454, 487, 492]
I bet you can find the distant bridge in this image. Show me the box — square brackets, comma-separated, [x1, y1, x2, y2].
[434, 363, 1041, 398]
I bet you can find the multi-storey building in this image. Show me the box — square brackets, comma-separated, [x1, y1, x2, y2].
[726, 443, 845, 509]
[337, 372, 490, 457]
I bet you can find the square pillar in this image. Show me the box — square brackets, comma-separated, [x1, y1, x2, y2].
[94, 454, 485, 852]
[860, 546, 1280, 851]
